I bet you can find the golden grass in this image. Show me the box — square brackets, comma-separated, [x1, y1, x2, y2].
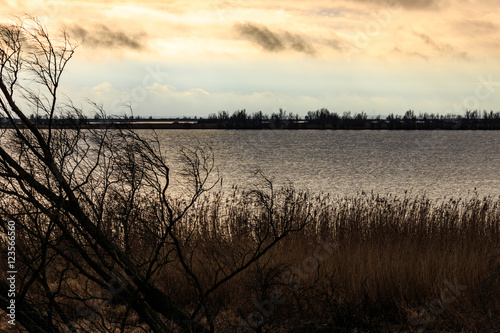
[2, 190, 499, 332]
[170, 191, 500, 331]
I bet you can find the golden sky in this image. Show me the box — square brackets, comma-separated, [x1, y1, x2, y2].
[2, 0, 500, 117]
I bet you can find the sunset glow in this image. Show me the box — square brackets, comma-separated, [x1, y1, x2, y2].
[3, 0, 500, 117]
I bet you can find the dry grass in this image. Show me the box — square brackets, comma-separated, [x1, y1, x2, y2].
[2, 190, 499, 332]
[168, 191, 500, 332]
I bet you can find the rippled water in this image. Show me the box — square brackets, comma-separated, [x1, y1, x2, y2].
[146, 130, 500, 199]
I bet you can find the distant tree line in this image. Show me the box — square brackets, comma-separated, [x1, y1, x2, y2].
[200, 108, 500, 130]
[3, 108, 500, 130]
[204, 108, 302, 129]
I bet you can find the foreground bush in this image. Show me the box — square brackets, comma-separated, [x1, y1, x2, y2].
[4, 187, 499, 332]
[0, 19, 310, 332]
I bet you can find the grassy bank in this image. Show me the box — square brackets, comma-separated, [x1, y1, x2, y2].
[2, 189, 499, 332]
[155, 190, 500, 331]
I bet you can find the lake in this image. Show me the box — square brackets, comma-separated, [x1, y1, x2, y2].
[147, 130, 500, 199]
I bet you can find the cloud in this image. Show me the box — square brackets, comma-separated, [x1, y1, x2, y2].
[234, 22, 284, 51]
[414, 32, 453, 52]
[392, 47, 429, 60]
[411, 32, 469, 60]
[234, 22, 315, 55]
[91, 82, 113, 92]
[323, 38, 345, 52]
[69, 24, 145, 50]
[283, 31, 315, 54]
[351, 0, 440, 9]
[453, 20, 497, 36]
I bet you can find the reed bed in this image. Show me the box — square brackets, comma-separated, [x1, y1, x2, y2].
[166, 190, 500, 331]
[2, 189, 499, 332]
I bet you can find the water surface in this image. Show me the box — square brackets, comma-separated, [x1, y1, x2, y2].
[147, 130, 500, 199]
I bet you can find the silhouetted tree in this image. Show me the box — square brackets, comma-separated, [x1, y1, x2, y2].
[251, 110, 265, 128]
[270, 108, 287, 129]
[0, 18, 310, 332]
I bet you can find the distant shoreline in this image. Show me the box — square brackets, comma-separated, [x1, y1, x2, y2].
[120, 119, 500, 130]
[28, 121, 500, 130]
[3, 117, 500, 130]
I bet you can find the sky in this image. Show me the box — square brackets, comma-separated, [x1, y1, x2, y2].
[2, 0, 500, 118]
